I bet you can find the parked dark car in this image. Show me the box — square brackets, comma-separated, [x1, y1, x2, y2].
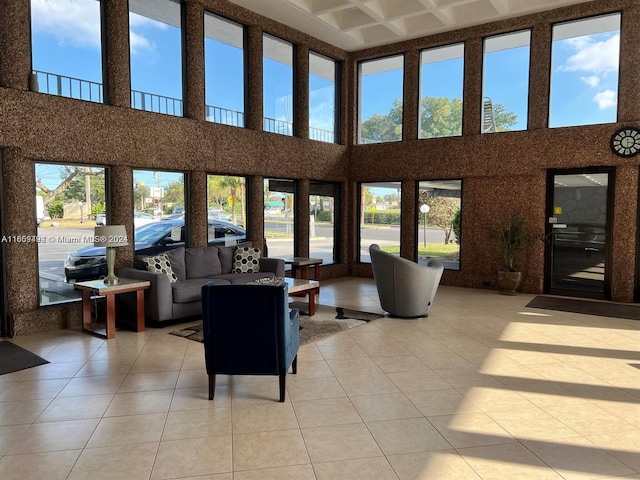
[64, 219, 246, 282]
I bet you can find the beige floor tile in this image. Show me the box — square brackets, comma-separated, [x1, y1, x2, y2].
[118, 370, 180, 393]
[297, 343, 325, 361]
[232, 403, 298, 433]
[293, 360, 335, 379]
[387, 369, 452, 392]
[387, 450, 481, 479]
[234, 464, 315, 480]
[510, 381, 587, 408]
[231, 380, 288, 406]
[104, 389, 173, 417]
[366, 418, 450, 455]
[293, 396, 361, 428]
[583, 430, 640, 472]
[57, 374, 126, 397]
[74, 359, 134, 377]
[68, 443, 158, 480]
[314, 457, 399, 480]
[0, 449, 81, 480]
[459, 443, 564, 479]
[326, 356, 383, 376]
[8, 418, 99, 454]
[152, 436, 232, 479]
[522, 436, 636, 480]
[233, 429, 309, 471]
[287, 376, 346, 401]
[428, 412, 516, 448]
[405, 388, 481, 417]
[0, 399, 51, 426]
[87, 412, 167, 447]
[545, 403, 636, 436]
[0, 379, 69, 401]
[317, 343, 368, 360]
[371, 355, 429, 373]
[163, 407, 232, 441]
[36, 394, 114, 422]
[16, 361, 84, 381]
[487, 407, 581, 441]
[302, 423, 382, 463]
[350, 393, 422, 422]
[358, 341, 410, 357]
[0, 424, 30, 455]
[175, 368, 209, 389]
[337, 373, 400, 396]
[462, 386, 535, 413]
[170, 385, 231, 411]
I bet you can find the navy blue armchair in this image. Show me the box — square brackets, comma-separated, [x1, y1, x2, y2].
[202, 282, 299, 402]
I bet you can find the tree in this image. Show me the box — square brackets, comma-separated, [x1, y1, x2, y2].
[164, 180, 185, 206]
[360, 96, 518, 141]
[36, 166, 104, 208]
[425, 196, 461, 244]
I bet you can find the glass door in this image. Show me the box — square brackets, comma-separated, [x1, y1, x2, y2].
[546, 170, 612, 298]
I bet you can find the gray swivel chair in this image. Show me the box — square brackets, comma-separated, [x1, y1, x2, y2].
[369, 244, 444, 318]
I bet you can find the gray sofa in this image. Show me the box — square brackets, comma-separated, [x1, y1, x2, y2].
[369, 243, 444, 318]
[119, 244, 284, 323]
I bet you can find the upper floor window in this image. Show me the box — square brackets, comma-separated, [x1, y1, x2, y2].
[205, 13, 245, 127]
[358, 55, 404, 144]
[129, 0, 183, 117]
[550, 13, 621, 128]
[31, 0, 103, 103]
[482, 31, 530, 133]
[419, 44, 464, 139]
[263, 35, 293, 136]
[309, 52, 337, 143]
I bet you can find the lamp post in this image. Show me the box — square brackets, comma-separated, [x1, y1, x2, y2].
[420, 204, 430, 249]
[78, 201, 84, 223]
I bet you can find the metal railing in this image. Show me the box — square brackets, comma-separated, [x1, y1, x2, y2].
[206, 105, 244, 127]
[131, 90, 183, 117]
[264, 117, 293, 136]
[33, 70, 103, 103]
[309, 126, 335, 143]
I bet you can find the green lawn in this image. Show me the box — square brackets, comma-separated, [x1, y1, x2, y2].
[381, 243, 459, 260]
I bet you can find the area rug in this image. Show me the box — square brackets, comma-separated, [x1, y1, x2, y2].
[169, 304, 384, 345]
[0, 341, 49, 375]
[526, 296, 640, 321]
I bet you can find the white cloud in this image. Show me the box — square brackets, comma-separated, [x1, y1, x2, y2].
[559, 34, 620, 74]
[31, 0, 102, 49]
[581, 75, 600, 87]
[593, 89, 616, 109]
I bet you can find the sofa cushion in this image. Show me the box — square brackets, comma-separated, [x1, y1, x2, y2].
[232, 247, 261, 273]
[164, 247, 186, 281]
[211, 272, 275, 284]
[218, 241, 253, 274]
[141, 254, 178, 283]
[185, 246, 221, 279]
[171, 278, 230, 303]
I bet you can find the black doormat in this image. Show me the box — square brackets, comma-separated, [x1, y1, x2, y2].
[526, 296, 640, 321]
[0, 341, 49, 375]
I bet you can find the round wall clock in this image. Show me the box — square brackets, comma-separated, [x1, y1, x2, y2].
[610, 127, 640, 158]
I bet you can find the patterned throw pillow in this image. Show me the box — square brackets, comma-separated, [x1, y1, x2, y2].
[232, 247, 261, 273]
[141, 254, 178, 283]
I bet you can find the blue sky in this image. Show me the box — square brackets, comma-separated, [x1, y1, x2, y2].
[30, 0, 620, 145]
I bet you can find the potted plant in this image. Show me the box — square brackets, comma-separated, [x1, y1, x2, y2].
[488, 214, 530, 295]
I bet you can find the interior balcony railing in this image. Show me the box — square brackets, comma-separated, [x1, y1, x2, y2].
[131, 90, 183, 117]
[32, 70, 103, 103]
[264, 117, 293, 136]
[206, 105, 244, 127]
[309, 126, 335, 143]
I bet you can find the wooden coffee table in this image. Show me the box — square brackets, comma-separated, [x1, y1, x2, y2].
[74, 278, 150, 339]
[278, 257, 323, 280]
[284, 277, 320, 316]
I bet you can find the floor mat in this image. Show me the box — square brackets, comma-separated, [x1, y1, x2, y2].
[526, 296, 640, 320]
[0, 341, 49, 375]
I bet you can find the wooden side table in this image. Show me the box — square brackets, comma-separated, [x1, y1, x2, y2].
[74, 278, 151, 339]
[284, 278, 320, 316]
[279, 257, 323, 280]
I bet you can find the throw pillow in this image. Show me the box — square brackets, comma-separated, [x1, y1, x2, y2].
[141, 254, 178, 283]
[232, 246, 261, 273]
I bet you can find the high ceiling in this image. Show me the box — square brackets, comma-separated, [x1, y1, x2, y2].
[229, 0, 595, 51]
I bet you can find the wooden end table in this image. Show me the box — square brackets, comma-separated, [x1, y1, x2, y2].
[285, 277, 320, 316]
[74, 278, 150, 339]
[279, 257, 323, 280]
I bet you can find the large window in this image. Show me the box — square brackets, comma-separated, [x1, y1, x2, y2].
[205, 13, 245, 127]
[418, 180, 461, 270]
[309, 52, 337, 143]
[482, 31, 530, 133]
[207, 175, 247, 245]
[36, 163, 107, 305]
[129, 0, 183, 116]
[359, 182, 401, 262]
[419, 44, 464, 139]
[550, 13, 620, 128]
[310, 182, 340, 265]
[31, 0, 103, 103]
[264, 179, 295, 258]
[263, 35, 294, 136]
[358, 55, 404, 144]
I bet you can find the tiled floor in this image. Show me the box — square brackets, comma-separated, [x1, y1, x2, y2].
[0, 278, 639, 479]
